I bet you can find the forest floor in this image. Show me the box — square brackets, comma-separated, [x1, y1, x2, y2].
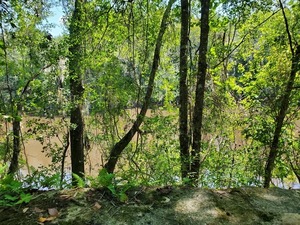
[0, 186, 300, 225]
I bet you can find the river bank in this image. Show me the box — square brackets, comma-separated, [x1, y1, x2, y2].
[1, 186, 300, 225]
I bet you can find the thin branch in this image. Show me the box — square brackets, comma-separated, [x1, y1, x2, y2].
[212, 9, 280, 69]
[20, 64, 52, 96]
[59, 118, 70, 189]
[20, 127, 30, 176]
[278, 0, 294, 55]
[90, 6, 113, 55]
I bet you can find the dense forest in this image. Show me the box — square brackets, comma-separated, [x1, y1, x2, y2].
[1, 0, 300, 205]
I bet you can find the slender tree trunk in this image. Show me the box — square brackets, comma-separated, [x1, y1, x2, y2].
[8, 117, 21, 175]
[264, 46, 300, 188]
[8, 102, 22, 175]
[1, 18, 19, 175]
[69, 0, 85, 183]
[190, 0, 210, 183]
[4, 120, 10, 163]
[179, 0, 190, 179]
[104, 0, 175, 173]
[263, 0, 300, 188]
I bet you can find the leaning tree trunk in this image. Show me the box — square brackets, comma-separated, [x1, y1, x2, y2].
[290, 162, 300, 184]
[69, 0, 85, 183]
[264, 45, 300, 188]
[190, 0, 210, 183]
[263, 0, 300, 188]
[179, 0, 190, 180]
[6, 64, 52, 176]
[104, 0, 176, 173]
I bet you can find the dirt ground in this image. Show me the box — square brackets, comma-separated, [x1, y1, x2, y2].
[0, 186, 300, 225]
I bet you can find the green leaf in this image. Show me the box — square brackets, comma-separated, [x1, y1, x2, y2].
[118, 192, 128, 203]
[16, 193, 32, 204]
[107, 184, 117, 196]
[4, 194, 18, 201]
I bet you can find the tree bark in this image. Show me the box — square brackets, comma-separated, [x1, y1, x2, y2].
[179, 0, 190, 179]
[190, 0, 210, 183]
[69, 0, 85, 183]
[104, 0, 176, 173]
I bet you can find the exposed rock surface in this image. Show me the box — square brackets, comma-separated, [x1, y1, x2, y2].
[0, 186, 300, 225]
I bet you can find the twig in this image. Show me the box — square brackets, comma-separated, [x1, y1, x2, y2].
[60, 118, 70, 189]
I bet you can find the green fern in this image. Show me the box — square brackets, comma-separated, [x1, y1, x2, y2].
[98, 168, 114, 187]
[72, 173, 85, 188]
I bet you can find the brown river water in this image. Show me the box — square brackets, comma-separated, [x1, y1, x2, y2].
[1, 114, 300, 189]
[1, 116, 106, 177]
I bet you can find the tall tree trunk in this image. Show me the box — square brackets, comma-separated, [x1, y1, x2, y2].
[263, 0, 300, 188]
[104, 0, 176, 173]
[179, 0, 190, 180]
[8, 116, 21, 175]
[69, 0, 85, 183]
[190, 0, 210, 183]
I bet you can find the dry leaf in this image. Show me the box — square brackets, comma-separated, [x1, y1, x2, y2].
[93, 202, 102, 210]
[23, 207, 29, 213]
[60, 194, 71, 200]
[48, 208, 59, 217]
[38, 217, 47, 223]
[38, 216, 56, 223]
[34, 207, 45, 213]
